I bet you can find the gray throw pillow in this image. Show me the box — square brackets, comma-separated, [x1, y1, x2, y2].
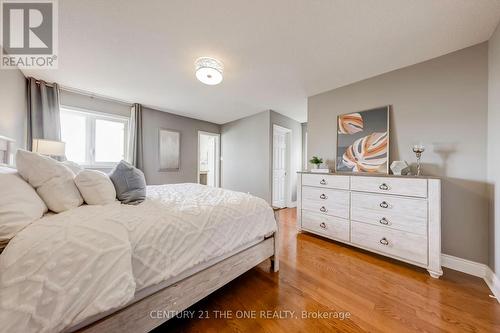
[109, 160, 146, 205]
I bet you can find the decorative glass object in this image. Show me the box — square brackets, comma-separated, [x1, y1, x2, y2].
[412, 144, 425, 176]
[390, 161, 410, 175]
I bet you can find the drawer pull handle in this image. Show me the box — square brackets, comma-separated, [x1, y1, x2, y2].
[319, 222, 327, 229]
[319, 206, 327, 213]
[379, 201, 389, 209]
[320, 179, 327, 185]
[379, 238, 389, 246]
[379, 217, 389, 225]
[379, 183, 389, 190]
[319, 194, 328, 200]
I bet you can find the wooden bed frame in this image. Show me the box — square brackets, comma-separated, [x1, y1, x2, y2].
[75, 231, 279, 333]
[0, 135, 280, 332]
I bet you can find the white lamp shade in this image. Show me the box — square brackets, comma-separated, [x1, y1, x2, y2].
[32, 139, 66, 156]
[196, 67, 223, 85]
[195, 57, 223, 85]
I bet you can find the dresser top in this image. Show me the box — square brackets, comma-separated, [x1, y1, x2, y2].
[297, 171, 440, 180]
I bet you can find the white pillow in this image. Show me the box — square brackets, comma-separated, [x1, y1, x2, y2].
[0, 167, 48, 243]
[16, 150, 83, 213]
[75, 170, 117, 205]
[62, 160, 83, 175]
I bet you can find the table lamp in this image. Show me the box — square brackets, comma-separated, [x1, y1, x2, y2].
[32, 139, 66, 158]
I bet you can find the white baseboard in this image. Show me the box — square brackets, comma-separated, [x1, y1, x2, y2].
[441, 254, 499, 303]
[485, 267, 500, 303]
[441, 254, 488, 278]
[287, 201, 297, 208]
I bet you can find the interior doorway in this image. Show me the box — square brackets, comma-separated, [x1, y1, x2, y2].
[272, 124, 291, 208]
[198, 131, 220, 187]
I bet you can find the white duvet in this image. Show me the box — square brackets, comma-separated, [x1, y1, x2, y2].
[0, 184, 277, 333]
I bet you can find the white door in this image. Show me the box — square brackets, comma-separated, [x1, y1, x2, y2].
[198, 132, 220, 187]
[272, 125, 290, 208]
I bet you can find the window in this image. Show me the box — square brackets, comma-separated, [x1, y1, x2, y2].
[60, 108, 128, 167]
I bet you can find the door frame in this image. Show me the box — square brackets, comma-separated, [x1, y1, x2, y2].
[197, 131, 221, 187]
[272, 124, 292, 208]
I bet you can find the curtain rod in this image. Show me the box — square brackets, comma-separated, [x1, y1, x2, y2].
[29, 77, 133, 107]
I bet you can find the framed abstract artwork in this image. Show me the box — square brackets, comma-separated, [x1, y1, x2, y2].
[158, 128, 181, 171]
[336, 106, 390, 173]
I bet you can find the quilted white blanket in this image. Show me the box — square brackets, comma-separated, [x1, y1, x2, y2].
[0, 184, 276, 333]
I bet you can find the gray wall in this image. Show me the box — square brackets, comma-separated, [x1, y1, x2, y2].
[270, 111, 302, 202]
[142, 107, 220, 185]
[60, 90, 130, 117]
[488, 23, 500, 274]
[308, 43, 489, 264]
[221, 111, 271, 202]
[0, 68, 26, 151]
[221, 110, 302, 204]
[60, 90, 221, 184]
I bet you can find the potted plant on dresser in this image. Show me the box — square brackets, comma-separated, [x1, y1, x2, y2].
[309, 156, 329, 173]
[309, 156, 323, 169]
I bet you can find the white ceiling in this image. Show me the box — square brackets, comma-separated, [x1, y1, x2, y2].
[22, 0, 500, 124]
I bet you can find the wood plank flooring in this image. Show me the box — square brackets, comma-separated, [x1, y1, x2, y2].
[156, 208, 500, 332]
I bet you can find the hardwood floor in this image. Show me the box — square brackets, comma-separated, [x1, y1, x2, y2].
[156, 208, 500, 333]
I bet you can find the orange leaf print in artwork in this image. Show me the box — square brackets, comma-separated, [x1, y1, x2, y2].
[342, 132, 388, 172]
[338, 113, 363, 134]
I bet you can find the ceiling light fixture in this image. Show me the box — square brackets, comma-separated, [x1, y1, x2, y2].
[195, 57, 223, 85]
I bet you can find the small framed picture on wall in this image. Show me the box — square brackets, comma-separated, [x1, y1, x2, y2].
[158, 128, 180, 171]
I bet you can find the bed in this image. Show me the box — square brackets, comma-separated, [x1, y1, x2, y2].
[0, 141, 279, 333]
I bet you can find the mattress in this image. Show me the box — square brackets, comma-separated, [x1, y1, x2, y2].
[0, 183, 277, 333]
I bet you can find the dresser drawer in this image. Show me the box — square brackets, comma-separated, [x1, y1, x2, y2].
[302, 211, 349, 242]
[302, 186, 349, 219]
[302, 174, 349, 190]
[351, 176, 427, 198]
[351, 221, 428, 265]
[351, 192, 427, 235]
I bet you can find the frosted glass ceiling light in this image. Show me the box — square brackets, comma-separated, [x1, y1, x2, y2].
[195, 57, 223, 85]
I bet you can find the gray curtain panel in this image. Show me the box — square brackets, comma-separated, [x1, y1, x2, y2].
[26, 77, 61, 151]
[127, 103, 144, 170]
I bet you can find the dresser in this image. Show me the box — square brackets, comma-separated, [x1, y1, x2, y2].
[297, 172, 442, 278]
